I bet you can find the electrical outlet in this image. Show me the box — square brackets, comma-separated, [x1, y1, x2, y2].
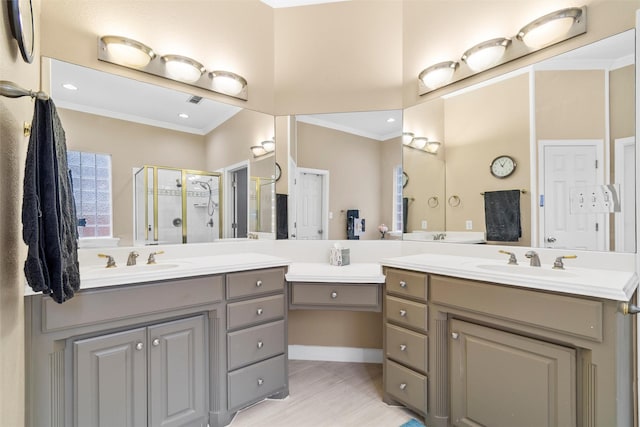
[465, 220, 473, 230]
[421, 220, 427, 229]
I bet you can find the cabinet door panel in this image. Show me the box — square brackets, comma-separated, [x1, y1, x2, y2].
[450, 319, 576, 427]
[148, 316, 206, 427]
[74, 327, 147, 427]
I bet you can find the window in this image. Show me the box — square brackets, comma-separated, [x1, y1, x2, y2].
[392, 165, 404, 232]
[67, 151, 113, 238]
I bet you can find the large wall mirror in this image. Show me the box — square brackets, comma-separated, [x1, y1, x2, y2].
[404, 29, 636, 253]
[46, 58, 276, 247]
[280, 111, 403, 240]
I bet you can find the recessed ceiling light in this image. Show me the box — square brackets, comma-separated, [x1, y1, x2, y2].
[386, 118, 396, 123]
[62, 83, 78, 91]
[178, 113, 189, 119]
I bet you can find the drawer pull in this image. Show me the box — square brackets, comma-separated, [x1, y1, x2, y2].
[399, 383, 407, 391]
[330, 291, 338, 299]
[399, 280, 407, 288]
[257, 378, 264, 386]
[451, 332, 459, 340]
[399, 344, 407, 352]
[135, 342, 143, 351]
[257, 340, 264, 349]
[399, 309, 407, 317]
[256, 280, 263, 288]
[256, 308, 264, 316]
[152, 338, 160, 347]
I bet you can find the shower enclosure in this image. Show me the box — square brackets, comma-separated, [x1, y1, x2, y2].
[134, 166, 222, 244]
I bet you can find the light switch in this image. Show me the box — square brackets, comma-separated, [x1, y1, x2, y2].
[421, 220, 427, 229]
[465, 220, 473, 230]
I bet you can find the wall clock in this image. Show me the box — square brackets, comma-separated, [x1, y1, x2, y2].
[8, 0, 35, 64]
[490, 155, 516, 178]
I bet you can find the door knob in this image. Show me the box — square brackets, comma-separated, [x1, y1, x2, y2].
[451, 332, 459, 340]
[257, 341, 264, 349]
[399, 383, 407, 391]
[399, 281, 407, 288]
[547, 237, 557, 243]
[399, 309, 407, 317]
[399, 344, 407, 352]
[256, 280, 263, 287]
[152, 338, 160, 347]
[135, 342, 144, 351]
[330, 291, 338, 299]
[256, 308, 263, 315]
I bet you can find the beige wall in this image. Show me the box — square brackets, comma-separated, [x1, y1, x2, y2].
[274, 1, 403, 115]
[445, 73, 532, 246]
[297, 122, 388, 240]
[610, 64, 635, 143]
[0, 0, 42, 422]
[288, 310, 382, 348]
[58, 109, 207, 246]
[403, 98, 446, 232]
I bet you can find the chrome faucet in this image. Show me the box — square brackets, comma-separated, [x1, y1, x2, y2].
[126, 251, 139, 266]
[433, 233, 446, 241]
[524, 250, 541, 267]
[553, 255, 577, 270]
[147, 250, 165, 265]
[97, 253, 117, 268]
[498, 250, 518, 265]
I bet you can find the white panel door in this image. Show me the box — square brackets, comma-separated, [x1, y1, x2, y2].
[296, 171, 324, 240]
[542, 142, 604, 250]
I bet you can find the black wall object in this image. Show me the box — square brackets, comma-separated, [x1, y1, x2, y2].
[276, 193, 288, 239]
[346, 209, 359, 240]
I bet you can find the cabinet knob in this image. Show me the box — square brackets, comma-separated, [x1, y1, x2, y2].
[257, 340, 264, 349]
[399, 383, 407, 391]
[451, 332, 459, 340]
[330, 291, 338, 299]
[399, 344, 407, 352]
[257, 378, 264, 386]
[135, 342, 144, 351]
[399, 280, 407, 288]
[256, 280, 263, 288]
[399, 309, 407, 317]
[256, 308, 264, 316]
[152, 338, 160, 347]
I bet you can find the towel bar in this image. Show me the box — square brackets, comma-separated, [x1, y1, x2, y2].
[480, 189, 527, 196]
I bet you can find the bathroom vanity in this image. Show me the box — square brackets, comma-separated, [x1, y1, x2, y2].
[24, 255, 289, 427]
[381, 254, 636, 427]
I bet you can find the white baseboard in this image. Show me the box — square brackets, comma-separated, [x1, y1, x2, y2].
[288, 345, 383, 364]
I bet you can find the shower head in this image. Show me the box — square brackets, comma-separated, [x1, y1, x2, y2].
[193, 180, 210, 191]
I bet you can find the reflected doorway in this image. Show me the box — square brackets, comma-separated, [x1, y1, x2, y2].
[539, 139, 606, 251]
[294, 168, 329, 240]
[225, 162, 248, 238]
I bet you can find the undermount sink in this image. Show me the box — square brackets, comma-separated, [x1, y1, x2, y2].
[473, 263, 577, 278]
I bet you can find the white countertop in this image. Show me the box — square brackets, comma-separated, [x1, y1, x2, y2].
[285, 262, 385, 283]
[381, 253, 638, 301]
[24, 253, 290, 296]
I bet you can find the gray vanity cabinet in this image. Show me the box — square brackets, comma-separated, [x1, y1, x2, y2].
[225, 268, 289, 413]
[74, 315, 206, 427]
[449, 319, 575, 427]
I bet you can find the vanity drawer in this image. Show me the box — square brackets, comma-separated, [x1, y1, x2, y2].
[228, 354, 287, 411]
[385, 269, 428, 302]
[385, 359, 427, 414]
[290, 283, 380, 310]
[227, 294, 285, 330]
[227, 320, 285, 371]
[385, 323, 427, 372]
[386, 295, 428, 332]
[226, 268, 285, 300]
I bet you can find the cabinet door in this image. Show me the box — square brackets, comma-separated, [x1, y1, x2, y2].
[74, 327, 148, 427]
[450, 319, 576, 427]
[148, 316, 206, 427]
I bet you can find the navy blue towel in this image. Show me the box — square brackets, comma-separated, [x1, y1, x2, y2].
[484, 190, 521, 242]
[22, 99, 80, 303]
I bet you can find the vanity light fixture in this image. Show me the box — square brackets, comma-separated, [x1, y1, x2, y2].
[424, 140, 441, 154]
[402, 132, 415, 145]
[403, 135, 440, 154]
[250, 139, 276, 158]
[517, 7, 584, 49]
[417, 6, 586, 96]
[419, 61, 458, 90]
[461, 37, 511, 72]
[100, 35, 156, 68]
[178, 113, 189, 119]
[98, 35, 248, 100]
[412, 136, 428, 149]
[209, 71, 248, 97]
[162, 55, 206, 83]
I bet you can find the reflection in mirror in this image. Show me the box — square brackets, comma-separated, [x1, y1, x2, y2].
[287, 111, 402, 240]
[47, 58, 275, 247]
[403, 29, 635, 252]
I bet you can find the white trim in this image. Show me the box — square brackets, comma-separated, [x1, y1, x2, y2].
[288, 345, 383, 364]
[260, 0, 349, 8]
[528, 69, 538, 247]
[223, 160, 250, 239]
[614, 137, 636, 253]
